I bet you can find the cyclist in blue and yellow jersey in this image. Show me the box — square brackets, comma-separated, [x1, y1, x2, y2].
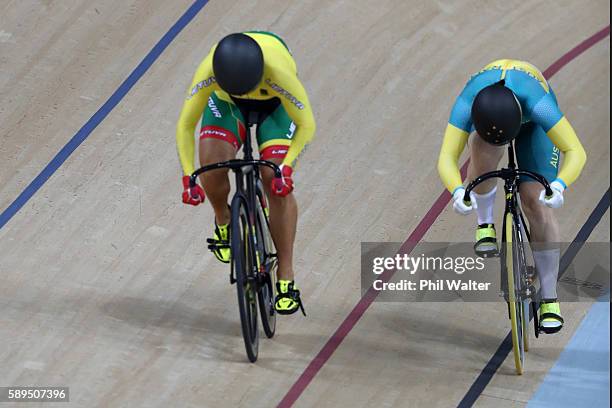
[176, 32, 316, 315]
[438, 59, 587, 334]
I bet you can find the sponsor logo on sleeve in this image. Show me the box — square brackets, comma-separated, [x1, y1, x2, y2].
[187, 76, 216, 100]
[265, 79, 305, 110]
[286, 122, 296, 139]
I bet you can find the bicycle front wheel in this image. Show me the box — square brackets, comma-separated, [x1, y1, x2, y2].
[254, 185, 277, 338]
[504, 212, 525, 375]
[514, 211, 533, 353]
[231, 196, 259, 363]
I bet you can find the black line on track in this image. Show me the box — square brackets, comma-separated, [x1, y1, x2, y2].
[457, 188, 610, 408]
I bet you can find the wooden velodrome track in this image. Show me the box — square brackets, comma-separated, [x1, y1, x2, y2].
[0, 1, 609, 407]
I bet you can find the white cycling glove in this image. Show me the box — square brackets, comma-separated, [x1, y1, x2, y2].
[452, 187, 477, 216]
[539, 180, 565, 209]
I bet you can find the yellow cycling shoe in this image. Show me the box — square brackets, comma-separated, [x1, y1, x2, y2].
[206, 222, 230, 264]
[274, 280, 306, 316]
[539, 299, 564, 334]
[474, 223, 499, 257]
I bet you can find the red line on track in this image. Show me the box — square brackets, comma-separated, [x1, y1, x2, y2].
[543, 25, 610, 79]
[277, 25, 610, 408]
[277, 163, 468, 407]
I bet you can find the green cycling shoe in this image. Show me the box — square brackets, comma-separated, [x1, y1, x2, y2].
[274, 280, 306, 316]
[474, 223, 499, 257]
[206, 222, 231, 264]
[539, 299, 564, 334]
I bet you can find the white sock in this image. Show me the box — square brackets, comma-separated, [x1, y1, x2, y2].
[534, 249, 560, 299]
[473, 186, 497, 225]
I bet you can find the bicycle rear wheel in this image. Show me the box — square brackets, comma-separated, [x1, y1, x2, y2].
[254, 185, 277, 338]
[504, 211, 525, 375]
[231, 196, 259, 362]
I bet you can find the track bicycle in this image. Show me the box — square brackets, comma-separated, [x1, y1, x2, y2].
[464, 140, 553, 374]
[190, 108, 281, 363]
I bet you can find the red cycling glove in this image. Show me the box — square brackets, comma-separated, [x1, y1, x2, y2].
[271, 165, 294, 197]
[182, 175, 205, 206]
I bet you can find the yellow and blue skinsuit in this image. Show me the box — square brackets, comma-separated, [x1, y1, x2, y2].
[438, 59, 587, 194]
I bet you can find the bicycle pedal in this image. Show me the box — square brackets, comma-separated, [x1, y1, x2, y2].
[206, 238, 228, 246]
[475, 250, 499, 258]
[207, 242, 229, 250]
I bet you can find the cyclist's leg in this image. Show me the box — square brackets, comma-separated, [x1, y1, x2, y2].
[469, 132, 505, 253]
[199, 94, 246, 263]
[518, 185, 560, 242]
[468, 132, 505, 194]
[519, 182, 560, 293]
[198, 94, 245, 225]
[515, 121, 561, 243]
[260, 157, 297, 281]
[469, 133, 505, 220]
[517, 122, 563, 331]
[256, 106, 295, 282]
[256, 104, 305, 315]
[516, 122, 561, 293]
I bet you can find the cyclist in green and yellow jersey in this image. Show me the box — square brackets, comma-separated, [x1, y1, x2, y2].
[176, 32, 316, 315]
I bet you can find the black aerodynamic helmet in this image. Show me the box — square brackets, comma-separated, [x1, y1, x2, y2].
[471, 81, 523, 145]
[212, 33, 264, 95]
